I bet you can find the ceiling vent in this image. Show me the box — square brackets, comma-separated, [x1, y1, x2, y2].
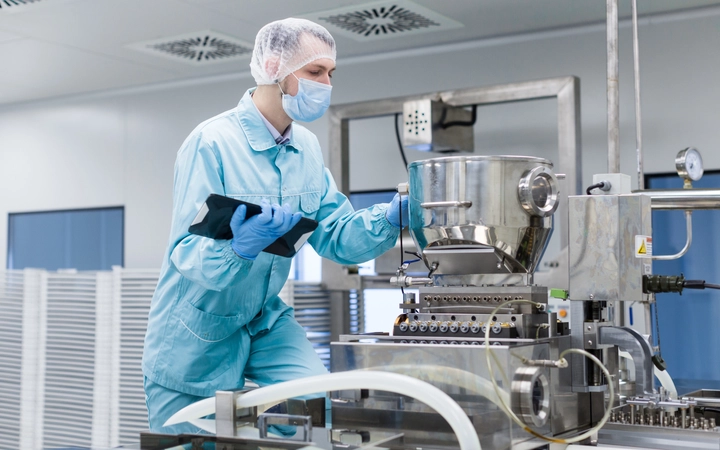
[0, 0, 41, 10]
[129, 31, 253, 65]
[304, 0, 463, 41]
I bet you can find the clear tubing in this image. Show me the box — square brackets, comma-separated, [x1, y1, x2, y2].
[165, 370, 481, 450]
[651, 211, 692, 260]
[484, 300, 615, 444]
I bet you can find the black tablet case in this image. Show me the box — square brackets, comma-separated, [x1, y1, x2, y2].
[188, 194, 318, 258]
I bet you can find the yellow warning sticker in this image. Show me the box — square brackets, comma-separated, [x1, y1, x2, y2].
[635, 235, 653, 258]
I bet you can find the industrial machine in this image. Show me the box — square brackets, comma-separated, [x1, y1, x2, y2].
[140, 0, 720, 447]
[145, 148, 720, 450]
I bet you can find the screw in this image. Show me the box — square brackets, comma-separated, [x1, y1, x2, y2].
[589, 294, 595, 300]
[587, 325, 592, 331]
[587, 340, 593, 346]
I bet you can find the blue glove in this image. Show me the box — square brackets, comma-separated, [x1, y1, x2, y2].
[385, 193, 409, 228]
[230, 200, 302, 260]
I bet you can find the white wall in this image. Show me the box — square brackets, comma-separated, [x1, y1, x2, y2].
[1, 11, 719, 269]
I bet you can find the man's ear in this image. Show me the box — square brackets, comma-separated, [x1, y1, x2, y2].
[264, 57, 281, 81]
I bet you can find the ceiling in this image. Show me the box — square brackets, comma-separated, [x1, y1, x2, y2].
[2, 0, 720, 106]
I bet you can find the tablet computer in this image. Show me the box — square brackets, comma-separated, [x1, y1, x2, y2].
[188, 194, 318, 258]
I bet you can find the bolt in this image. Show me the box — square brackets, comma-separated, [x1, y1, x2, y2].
[587, 325, 592, 331]
[587, 340, 593, 346]
[589, 294, 595, 300]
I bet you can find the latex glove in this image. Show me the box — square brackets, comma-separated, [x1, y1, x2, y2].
[385, 193, 409, 228]
[230, 200, 302, 259]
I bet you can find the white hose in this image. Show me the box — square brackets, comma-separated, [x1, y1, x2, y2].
[619, 350, 677, 399]
[364, 364, 510, 409]
[164, 370, 481, 450]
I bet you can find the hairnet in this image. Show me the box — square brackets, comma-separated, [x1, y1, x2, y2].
[250, 18, 336, 85]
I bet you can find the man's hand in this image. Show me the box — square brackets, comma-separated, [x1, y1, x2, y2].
[230, 200, 302, 259]
[385, 193, 409, 229]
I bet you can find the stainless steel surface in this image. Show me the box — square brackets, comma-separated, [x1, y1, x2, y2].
[607, 0, 620, 174]
[512, 366, 551, 428]
[330, 337, 582, 449]
[216, 390, 248, 437]
[632, 0, 645, 190]
[421, 200, 473, 208]
[408, 155, 557, 275]
[598, 326, 654, 396]
[258, 413, 312, 442]
[641, 188, 720, 210]
[599, 422, 720, 449]
[402, 99, 474, 153]
[326, 76, 582, 250]
[651, 210, 692, 260]
[569, 194, 652, 302]
[418, 285, 547, 316]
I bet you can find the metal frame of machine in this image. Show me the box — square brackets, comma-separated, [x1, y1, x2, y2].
[322, 77, 583, 347]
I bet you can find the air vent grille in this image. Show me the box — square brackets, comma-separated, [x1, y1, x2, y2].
[305, 0, 462, 41]
[0, 0, 42, 8]
[129, 31, 253, 65]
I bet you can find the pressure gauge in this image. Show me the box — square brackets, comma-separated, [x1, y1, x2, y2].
[675, 147, 704, 182]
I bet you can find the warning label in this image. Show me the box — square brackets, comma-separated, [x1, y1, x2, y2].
[635, 235, 653, 258]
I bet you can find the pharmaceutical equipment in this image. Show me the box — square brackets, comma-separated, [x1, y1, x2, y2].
[145, 144, 720, 450]
[141, 1, 720, 447]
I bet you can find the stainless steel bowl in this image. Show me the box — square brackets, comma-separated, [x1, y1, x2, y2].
[408, 155, 559, 275]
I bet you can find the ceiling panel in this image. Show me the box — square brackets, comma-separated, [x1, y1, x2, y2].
[0, 38, 175, 103]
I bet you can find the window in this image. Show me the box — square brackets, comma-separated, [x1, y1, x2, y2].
[7, 207, 124, 270]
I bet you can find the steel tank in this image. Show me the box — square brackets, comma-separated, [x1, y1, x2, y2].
[407, 155, 559, 275]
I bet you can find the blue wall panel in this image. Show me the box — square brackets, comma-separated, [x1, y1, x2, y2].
[648, 173, 720, 393]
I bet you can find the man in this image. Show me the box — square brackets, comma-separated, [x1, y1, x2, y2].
[142, 17, 408, 432]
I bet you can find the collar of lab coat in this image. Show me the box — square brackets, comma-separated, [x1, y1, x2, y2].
[236, 88, 303, 153]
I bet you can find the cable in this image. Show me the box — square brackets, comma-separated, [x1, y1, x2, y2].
[440, 105, 477, 128]
[585, 182, 606, 195]
[394, 113, 409, 173]
[653, 296, 662, 359]
[684, 280, 720, 290]
[398, 190, 405, 295]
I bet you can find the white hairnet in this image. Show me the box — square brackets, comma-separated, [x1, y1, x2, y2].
[250, 18, 336, 85]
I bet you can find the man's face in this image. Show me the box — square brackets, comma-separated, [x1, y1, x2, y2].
[279, 58, 336, 96]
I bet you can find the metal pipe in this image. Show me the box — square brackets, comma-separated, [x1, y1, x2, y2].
[632, 0, 645, 189]
[607, 0, 620, 173]
[639, 189, 720, 210]
[652, 211, 692, 261]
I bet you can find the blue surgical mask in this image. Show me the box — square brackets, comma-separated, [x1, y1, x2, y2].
[278, 73, 332, 122]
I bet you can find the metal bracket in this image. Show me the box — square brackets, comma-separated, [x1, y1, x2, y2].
[215, 390, 256, 437]
[258, 413, 312, 442]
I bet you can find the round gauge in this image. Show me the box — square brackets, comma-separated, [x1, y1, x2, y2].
[676, 147, 704, 182]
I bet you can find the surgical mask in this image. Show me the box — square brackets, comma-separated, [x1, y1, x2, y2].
[278, 73, 332, 122]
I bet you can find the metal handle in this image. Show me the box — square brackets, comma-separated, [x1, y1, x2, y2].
[420, 200, 472, 209]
